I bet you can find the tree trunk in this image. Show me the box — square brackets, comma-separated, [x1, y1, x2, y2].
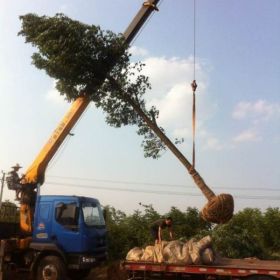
[119, 89, 216, 202]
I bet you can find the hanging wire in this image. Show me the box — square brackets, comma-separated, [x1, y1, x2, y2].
[44, 180, 280, 201]
[193, 0, 196, 81]
[47, 174, 280, 192]
[191, 0, 198, 168]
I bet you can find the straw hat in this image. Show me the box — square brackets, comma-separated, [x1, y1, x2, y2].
[11, 163, 22, 169]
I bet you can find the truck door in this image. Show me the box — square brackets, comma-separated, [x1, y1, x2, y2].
[51, 200, 82, 253]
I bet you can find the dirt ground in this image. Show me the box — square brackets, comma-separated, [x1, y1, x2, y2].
[87, 261, 127, 280]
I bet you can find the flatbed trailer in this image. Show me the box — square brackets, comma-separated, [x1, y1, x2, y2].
[123, 258, 280, 280]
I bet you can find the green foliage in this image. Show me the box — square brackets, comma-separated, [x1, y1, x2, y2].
[0, 200, 19, 223]
[262, 207, 280, 257]
[166, 206, 211, 240]
[212, 208, 276, 259]
[18, 13, 127, 100]
[105, 205, 209, 260]
[105, 205, 280, 261]
[213, 225, 264, 259]
[104, 206, 130, 260]
[105, 204, 160, 260]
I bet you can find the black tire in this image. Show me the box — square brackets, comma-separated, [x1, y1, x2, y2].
[68, 269, 91, 280]
[36, 255, 67, 280]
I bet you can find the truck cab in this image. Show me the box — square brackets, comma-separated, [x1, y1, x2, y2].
[31, 195, 107, 274]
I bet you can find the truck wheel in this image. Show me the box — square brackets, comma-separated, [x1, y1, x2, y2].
[36, 255, 67, 280]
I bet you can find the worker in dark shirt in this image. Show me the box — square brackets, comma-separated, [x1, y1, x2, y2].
[150, 217, 174, 244]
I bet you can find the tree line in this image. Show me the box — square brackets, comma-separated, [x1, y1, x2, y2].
[1, 201, 280, 261]
[105, 204, 280, 261]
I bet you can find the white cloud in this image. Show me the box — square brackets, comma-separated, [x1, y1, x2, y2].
[142, 56, 207, 129]
[204, 137, 225, 151]
[143, 57, 194, 126]
[197, 128, 227, 151]
[150, 83, 192, 127]
[233, 129, 261, 143]
[232, 99, 280, 121]
[138, 55, 225, 151]
[129, 46, 149, 57]
[173, 127, 191, 139]
[232, 99, 279, 145]
[45, 81, 65, 104]
[141, 56, 205, 99]
[232, 102, 251, 119]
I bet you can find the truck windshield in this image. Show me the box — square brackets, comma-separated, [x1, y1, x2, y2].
[82, 202, 105, 227]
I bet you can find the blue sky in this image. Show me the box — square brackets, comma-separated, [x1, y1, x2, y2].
[0, 0, 279, 214]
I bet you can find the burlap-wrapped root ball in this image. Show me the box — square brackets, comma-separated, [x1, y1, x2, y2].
[201, 193, 234, 224]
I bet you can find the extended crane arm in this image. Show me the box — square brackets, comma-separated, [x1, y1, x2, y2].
[22, 96, 90, 185]
[9, 0, 160, 234]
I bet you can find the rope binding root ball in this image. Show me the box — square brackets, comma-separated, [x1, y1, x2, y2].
[201, 193, 234, 224]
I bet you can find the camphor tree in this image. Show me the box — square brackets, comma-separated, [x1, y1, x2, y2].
[19, 13, 233, 224]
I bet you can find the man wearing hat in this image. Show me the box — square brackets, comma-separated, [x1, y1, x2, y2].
[6, 163, 23, 200]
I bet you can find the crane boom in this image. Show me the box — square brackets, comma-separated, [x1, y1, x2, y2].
[11, 0, 160, 233]
[22, 96, 90, 185]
